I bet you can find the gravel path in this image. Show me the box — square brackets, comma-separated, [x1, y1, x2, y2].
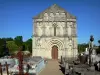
[39, 60, 64, 75]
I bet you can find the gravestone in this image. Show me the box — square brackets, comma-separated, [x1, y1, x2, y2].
[97, 61, 100, 71]
[65, 63, 69, 74]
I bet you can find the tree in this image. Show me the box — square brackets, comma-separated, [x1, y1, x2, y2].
[0, 46, 4, 57]
[25, 39, 32, 53]
[22, 44, 25, 51]
[2, 37, 13, 41]
[0, 38, 11, 57]
[0, 38, 5, 46]
[0, 38, 6, 57]
[98, 40, 100, 46]
[14, 36, 23, 47]
[96, 40, 100, 54]
[78, 43, 88, 53]
[7, 41, 19, 54]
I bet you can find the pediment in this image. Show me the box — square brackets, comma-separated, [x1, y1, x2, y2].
[33, 4, 76, 19]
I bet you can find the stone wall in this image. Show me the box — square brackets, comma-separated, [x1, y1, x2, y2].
[32, 4, 78, 59]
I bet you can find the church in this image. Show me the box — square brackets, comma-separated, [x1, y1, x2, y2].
[32, 4, 78, 59]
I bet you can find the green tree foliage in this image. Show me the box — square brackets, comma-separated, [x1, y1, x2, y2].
[22, 45, 26, 51]
[0, 36, 32, 55]
[2, 37, 13, 41]
[78, 43, 88, 53]
[25, 39, 32, 53]
[0, 38, 5, 57]
[0, 38, 5, 46]
[23, 42, 28, 50]
[14, 36, 23, 47]
[0, 38, 10, 56]
[6, 41, 19, 54]
[98, 40, 100, 46]
[96, 40, 100, 54]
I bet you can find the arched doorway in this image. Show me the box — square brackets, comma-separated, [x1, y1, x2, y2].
[52, 45, 58, 59]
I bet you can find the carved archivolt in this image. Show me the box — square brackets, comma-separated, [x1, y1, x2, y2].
[46, 38, 64, 51]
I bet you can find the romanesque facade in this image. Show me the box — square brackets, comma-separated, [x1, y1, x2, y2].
[32, 4, 78, 59]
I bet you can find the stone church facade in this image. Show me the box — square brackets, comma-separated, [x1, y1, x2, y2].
[32, 4, 78, 59]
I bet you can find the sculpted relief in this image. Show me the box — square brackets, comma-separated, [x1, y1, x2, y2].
[35, 13, 76, 37]
[44, 13, 48, 21]
[43, 12, 66, 21]
[35, 21, 75, 37]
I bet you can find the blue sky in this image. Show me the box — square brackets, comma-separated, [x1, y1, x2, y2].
[0, 0, 100, 45]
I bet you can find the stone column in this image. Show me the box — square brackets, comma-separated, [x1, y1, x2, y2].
[65, 22, 68, 36]
[42, 25, 46, 36]
[34, 22, 37, 36]
[35, 27, 38, 36]
[49, 27, 52, 36]
[45, 26, 50, 36]
[56, 26, 58, 36]
[38, 27, 42, 36]
[72, 22, 76, 36]
[63, 27, 68, 37]
[67, 23, 71, 36]
[70, 25, 73, 36]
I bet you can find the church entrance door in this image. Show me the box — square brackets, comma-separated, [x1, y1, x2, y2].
[52, 45, 58, 59]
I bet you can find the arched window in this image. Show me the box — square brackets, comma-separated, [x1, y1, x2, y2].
[54, 26, 56, 36]
[53, 23, 57, 36]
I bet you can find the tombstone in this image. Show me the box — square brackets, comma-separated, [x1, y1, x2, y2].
[65, 63, 69, 69]
[80, 53, 83, 63]
[69, 66, 76, 75]
[94, 61, 98, 71]
[97, 61, 100, 71]
[85, 48, 89, 55]
[92, 49, 96, 55]
[91, 49, 97, 64]
[80, 53, 87, 64]
[65, 63, 69, 75]
[88, 49, 96, 71]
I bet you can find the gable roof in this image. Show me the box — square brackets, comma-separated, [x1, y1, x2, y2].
[33, 4, 76, 19]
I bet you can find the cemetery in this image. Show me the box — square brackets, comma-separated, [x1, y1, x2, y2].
[0, 36, 100, 75]
[0, 4, 100, 75]
[0, 47, 46, 75]
[60, 35, 100, 75]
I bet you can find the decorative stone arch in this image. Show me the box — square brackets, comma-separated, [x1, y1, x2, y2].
[46, 38, 64, 59]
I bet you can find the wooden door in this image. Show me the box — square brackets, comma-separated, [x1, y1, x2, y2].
[52, 45, 58, 59]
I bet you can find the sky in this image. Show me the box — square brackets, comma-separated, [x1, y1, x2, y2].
[0, 0, 100, 45]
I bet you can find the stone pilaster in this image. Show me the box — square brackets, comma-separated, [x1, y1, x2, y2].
[42, 25, 46, 36]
